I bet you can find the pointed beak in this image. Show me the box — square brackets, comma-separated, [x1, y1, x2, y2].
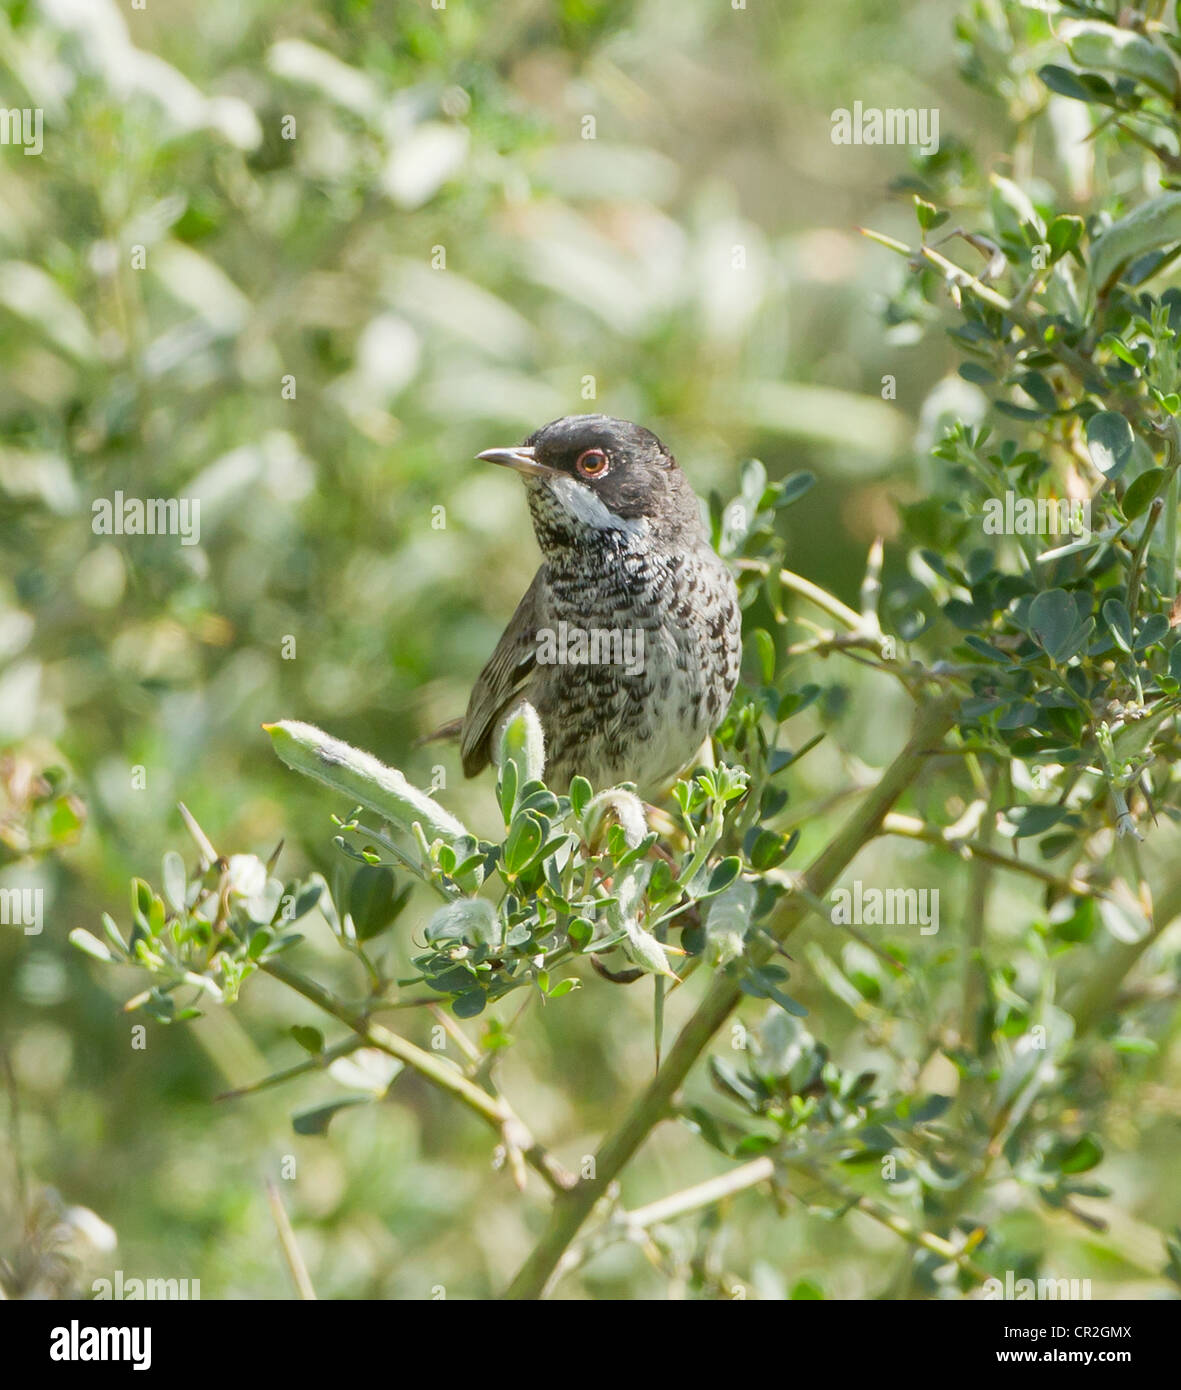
[476, 445, 561, 479]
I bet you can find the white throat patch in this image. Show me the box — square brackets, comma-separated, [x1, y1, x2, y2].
[548, 476, 648, 536]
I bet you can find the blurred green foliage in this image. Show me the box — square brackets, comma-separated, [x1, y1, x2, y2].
[2, 0, 1178, 1300]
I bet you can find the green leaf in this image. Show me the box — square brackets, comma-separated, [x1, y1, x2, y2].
[958, 362, 996, 386]
[292, 878, 325, 922]
[1089, 192, 1181, 298]
[775, 471, 815, 508]
[962, 635, 1012, 664]
[291, 1025, 324, 1054]
[131, 877, 155, 938]
[498, 757, 518, 825]
[1029, 589, 1092, 663]
[292, 1097, 370, 1136]
[568, 917, 593, 951]
[1064, 20, 1178, 100]
[452, 991, 486, 1018]
[1039, 64, 1106, 104]
[991, 173, 1044, 240]
[750, 628, 776, 685]
[1102, 597, 1133, 653]
[741, 457, 767, 508]
[1047, 214, 1084, 263]
[1054, 1133, 1104, 1174]
[568, 775, 592, 819]
[682, 1104, 730, 1155]
[1086, 411, 1134, 479]
[427, 897, 502, 950]
[101, 913, 128, 956]
[740, 966, 808, 1016]
[996, 700, 1038, 730]
[69, 927, 115, 963]
[504, 812, 544, 874]
[914, 196, 948, 232]
[349, 864, 401, 941]
[162, 851, 187, 914]
[48, 796, 84, 843]
[746, 827, 798, 871]
[1101, 334, 1146, 370]
[908, 1093, 953, 1123]
[1007, 804, 1068, 838]
[1122, 468, 1164, 520]
[247, 928, 272, 959]
[710, 1055, 768, 1109]
[1017, 371, 1057, 414]
[706, 857, 743, 895]
[516, 783, 558, 818]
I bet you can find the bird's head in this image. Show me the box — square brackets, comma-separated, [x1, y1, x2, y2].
[476, 414, 702, 550]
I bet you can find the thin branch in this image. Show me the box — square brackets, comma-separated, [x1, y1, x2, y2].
[1127, 497, 1166, 625]
[915, 243, 1101, 392]
[624, 1156, 775, 1229]
[178, 801, 219, 872]
[1068, 877, 1181, 1033]
[215, 1036, 364, 1102]
[266, 1180, 317, 1300]
[960, 764, 1004, 1048]
[792, 1160, 991, 1285]
[1, 1050, 27, 1219]
[549, 1156, 781, 1285]
[879, 811, 1109, 900]
[859, 536, 885, 636]
[735, 559, 862, 631]
[737, 558, 967, 693]
[262, 959, 575, 1195]
[430, 1005, 482, 1066]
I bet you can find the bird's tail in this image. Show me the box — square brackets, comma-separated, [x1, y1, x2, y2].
[414, 716, 463, 749]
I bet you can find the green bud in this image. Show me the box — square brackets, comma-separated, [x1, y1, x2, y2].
[582, 789, 647, 852]
[704, 879, 757, 967]
[496, 701, 547, 787]
[264, 720, 473, 849]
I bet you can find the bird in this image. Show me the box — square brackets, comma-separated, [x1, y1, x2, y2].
[454, 414, 742, 796]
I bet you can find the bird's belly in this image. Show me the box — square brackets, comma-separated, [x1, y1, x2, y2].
[530, 622, 719, 793]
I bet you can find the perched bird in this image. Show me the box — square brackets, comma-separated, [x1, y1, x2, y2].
[457, 414, 742, 795]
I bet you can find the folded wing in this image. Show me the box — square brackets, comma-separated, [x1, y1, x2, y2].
[460, 569, 546, 777]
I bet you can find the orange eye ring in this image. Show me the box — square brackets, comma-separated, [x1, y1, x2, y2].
[575, 448, 610, 478]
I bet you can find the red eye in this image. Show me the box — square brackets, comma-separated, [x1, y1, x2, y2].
[575, 448, 610, 478]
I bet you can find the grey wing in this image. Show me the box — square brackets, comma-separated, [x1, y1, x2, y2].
[460, 569, 547, 777]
